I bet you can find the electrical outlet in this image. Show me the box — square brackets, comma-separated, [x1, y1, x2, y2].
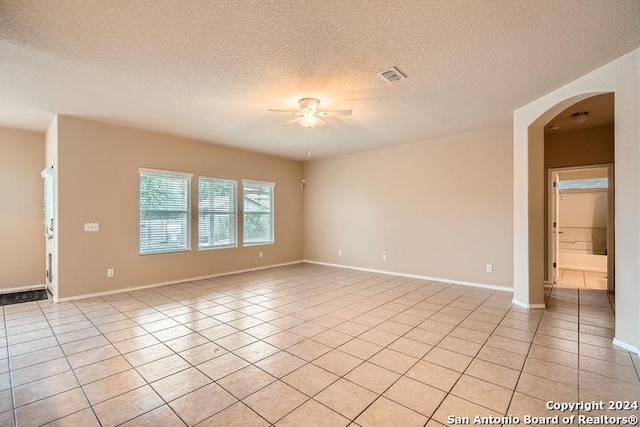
[382, 254, 388, 261]
[338, 249, 342, 256]
[486, 264, 494, 273]
[107, 268, 114, 277]
[258, 251, 263, 258]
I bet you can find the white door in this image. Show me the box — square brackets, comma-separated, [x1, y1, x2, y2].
[42, 166, 56, 296]
[551, 172, 561, 284]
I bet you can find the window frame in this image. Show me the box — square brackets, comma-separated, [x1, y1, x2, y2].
[242, 179, 275, 246]
[197, 176, 238, 250]
[138, 168, 193, 255]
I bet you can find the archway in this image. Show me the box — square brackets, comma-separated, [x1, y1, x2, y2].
[511, 48, 640, 354]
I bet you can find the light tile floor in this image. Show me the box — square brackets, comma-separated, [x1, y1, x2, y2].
[557, 269, 607, 290]
[0, 264, 638, 426]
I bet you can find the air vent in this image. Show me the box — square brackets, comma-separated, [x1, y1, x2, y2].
[378, 67, 406, 83]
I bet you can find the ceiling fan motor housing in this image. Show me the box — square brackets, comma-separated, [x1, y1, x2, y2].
[299, 98, 320, 113]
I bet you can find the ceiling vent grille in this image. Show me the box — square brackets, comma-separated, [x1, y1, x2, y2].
[378, 67, 406, 83]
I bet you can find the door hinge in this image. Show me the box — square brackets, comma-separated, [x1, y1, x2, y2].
[553, 222, 556, 228]
[553, 181, 557, 188]
[553, 262, 557, 268]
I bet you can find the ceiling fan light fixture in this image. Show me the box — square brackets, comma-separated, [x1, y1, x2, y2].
[299, 113, 319, 128]
[571, 111, 589, 123]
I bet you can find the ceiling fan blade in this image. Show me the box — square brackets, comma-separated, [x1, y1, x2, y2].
[280, 118, 300, 127]
[317, 109, 353, 117]
[267, 109, 297, 114]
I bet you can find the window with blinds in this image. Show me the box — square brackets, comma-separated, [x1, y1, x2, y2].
[139, 169, 192, 255]
[557, 177, 608, 191]
[198, 177, 237, 249]
[243, 180, 274, 245]
[42, 166, 54, 238]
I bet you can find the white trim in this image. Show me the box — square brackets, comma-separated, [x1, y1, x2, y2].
[138, 168, 193, 177]
[0, 284, 47, 295]
[303, 260, 513, 293]
[512, 298, 546, 310]
[612, 338, 640, 357]
[54, 261, 303, 303]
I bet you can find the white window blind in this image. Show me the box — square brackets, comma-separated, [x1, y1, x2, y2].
[243, 181, 274, 245]
[41, 166, 54, 238]
[198, 177, 237, 249]
[558, 177, 608, 191]
[139, 169, 191, 255]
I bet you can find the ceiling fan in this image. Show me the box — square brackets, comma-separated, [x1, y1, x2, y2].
[268, 98, 352, 128]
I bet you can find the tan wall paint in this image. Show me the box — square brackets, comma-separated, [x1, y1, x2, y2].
[55, 116, 303, 299]
[304, 126, 514, 288]
[545, 125, 614, 169]
[0, 126, 45, 290]
[543, 125, 614, 280]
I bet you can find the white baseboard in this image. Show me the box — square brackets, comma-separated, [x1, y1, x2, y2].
[54, 260, 304, 303]
[512, 298, 546, 310]
[0, 284, 46, 295]
[612, 337, 640, 357]
[303, 260, 513, 293]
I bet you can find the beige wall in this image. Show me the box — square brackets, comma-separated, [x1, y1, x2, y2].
[543, 124, 614, 280]
[0, 126, 45, 290]
[54, 116, 304, 299]
[545, 125, 615, 169]
[304, 126, 514, 288]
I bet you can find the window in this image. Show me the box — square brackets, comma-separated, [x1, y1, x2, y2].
[243, 180, 274, 245]
[558, 177, 608, 191]
[41, 166, 54, 239]
[139, 169, 192, 254]
[198, 177, 237, 249]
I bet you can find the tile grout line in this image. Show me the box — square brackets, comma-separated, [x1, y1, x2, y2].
[1, 305, 19, 426]
[502, 290, 547, 417]
[27, 300, 104, 426]
[191, 273, 461, 424]
[6, 265, 630, 426]
[421, 292, 536, 425]
[307, 285, 508, 424]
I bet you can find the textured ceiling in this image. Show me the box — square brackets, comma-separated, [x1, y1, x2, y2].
[0, 1, 639, 160]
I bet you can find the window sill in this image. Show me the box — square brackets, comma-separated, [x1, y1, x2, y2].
[243, 242, 275, 247]
[139, 248, 191, 256]
[198, 245, 238, 251]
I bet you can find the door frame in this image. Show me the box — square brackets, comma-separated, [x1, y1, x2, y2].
[547, 163, 614, 289]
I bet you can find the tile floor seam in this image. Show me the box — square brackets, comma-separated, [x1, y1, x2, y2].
[3, 265, 635, 427]
[503, 293, 546, 414]
[340, 287, 501, 423]
[216, 274, 465, 423]
[15, 292, 103, 426]
[423, 290, 528, 420]
[1, 304, 18, 426]
[66, 297, 192, 427]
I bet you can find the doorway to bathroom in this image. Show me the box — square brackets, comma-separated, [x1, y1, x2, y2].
[549, 164, 613, 290]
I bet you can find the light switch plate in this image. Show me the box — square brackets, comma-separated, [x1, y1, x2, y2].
[84, 223, 99, 232]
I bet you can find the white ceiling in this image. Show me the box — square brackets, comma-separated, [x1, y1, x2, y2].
[1, 1, 639, 160]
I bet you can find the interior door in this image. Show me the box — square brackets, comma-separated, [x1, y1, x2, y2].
[42, 166, 56, 296]
[551, 172, 561, 284]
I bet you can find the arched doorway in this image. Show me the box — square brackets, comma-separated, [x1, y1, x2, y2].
[511, 46, 640, 354]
